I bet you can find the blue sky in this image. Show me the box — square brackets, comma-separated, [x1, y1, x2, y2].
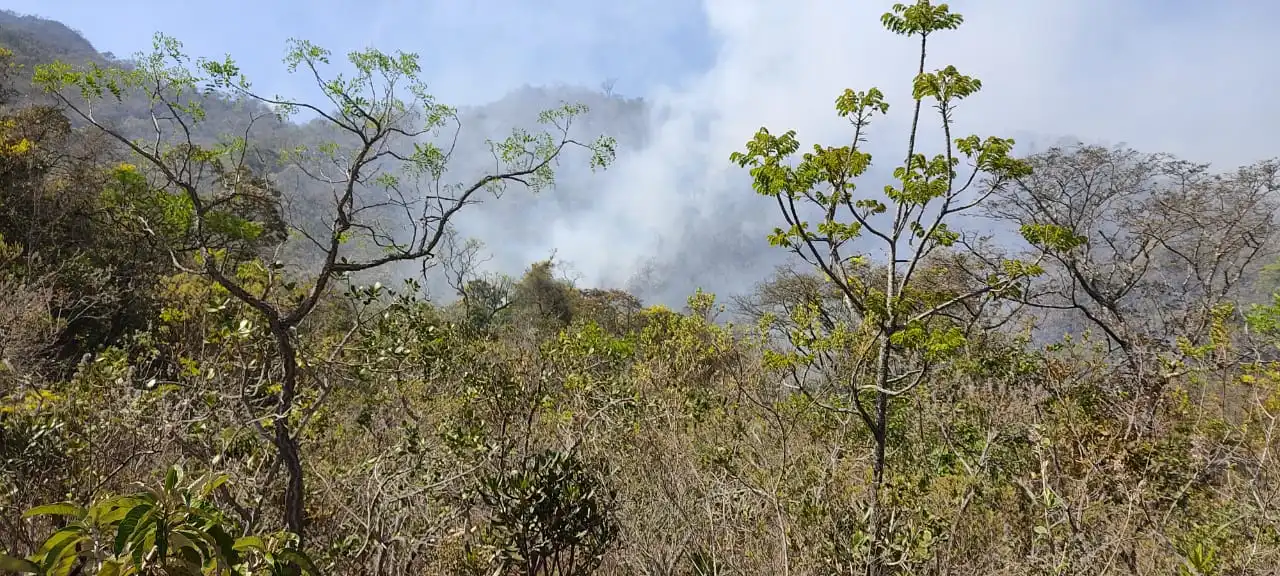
[10, 0, 1280, 295]
[7, 0, 716, 104]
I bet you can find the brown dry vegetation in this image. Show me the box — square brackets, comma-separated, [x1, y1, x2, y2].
[3, 3, 1280, 575]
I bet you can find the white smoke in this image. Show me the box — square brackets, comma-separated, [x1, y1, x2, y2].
[18, 0, 1280, 304]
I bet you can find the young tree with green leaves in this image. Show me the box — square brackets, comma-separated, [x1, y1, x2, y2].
[730, 2, 1038, 573]
[32, 34, 615, 547]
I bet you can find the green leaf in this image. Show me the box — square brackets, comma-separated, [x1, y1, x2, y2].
[207, 524, 240, 565]
[154, 519, 169, 562]
[37, 528, 86, 557]
[0, 555, 39, 574]
[23, 502, 85, 519]
[96, 559, 123, 576]
[168, 531, 202, 560]
[233, 536, 266, 552]
[114, 503, 154, 555]
[164, 464, 183, 492]
[277, 549, 323, 575]
[93, 498, 144, 525]
[40, 535, 79, 576]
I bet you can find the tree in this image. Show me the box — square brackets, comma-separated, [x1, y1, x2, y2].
[729, 2, 1037, 573]
[475, 450, 619, 576]
[32, 33, 615, 546]
[511, 259, 578, 337]
[989, 144, 1280, 367]
[988, 144, 1280, 436]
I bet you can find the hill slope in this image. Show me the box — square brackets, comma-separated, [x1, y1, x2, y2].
[0, 11, 681, 301]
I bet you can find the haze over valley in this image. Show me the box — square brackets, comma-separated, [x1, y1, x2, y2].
[4, 3, 1280, 575]
[4, 1, 1275, 308]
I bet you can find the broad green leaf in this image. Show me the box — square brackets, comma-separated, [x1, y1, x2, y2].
[174, 529, 213, 557]
[37, 528, 86, 557]
[232, 536, 266, 552]
[164, 465, 182, 493]
[23, 502, 85, 519]
[154, 520, 169, 562]
[94, 499, 144, 525]
[0, 554, 39, 574]
[168, 531, 202, 563]
[114, 503, 154, 555]
[207, 524, 240, 565]
[40, 536, 79, 576]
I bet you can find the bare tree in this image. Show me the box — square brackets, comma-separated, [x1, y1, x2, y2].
[989, 144, 1280, 375]
[600, 77, 619, 98]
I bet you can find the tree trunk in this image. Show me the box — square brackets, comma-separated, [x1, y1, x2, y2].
[275, 422, 305, 540]
[866, 322, 894, 576]
[270, 322, 307, 544]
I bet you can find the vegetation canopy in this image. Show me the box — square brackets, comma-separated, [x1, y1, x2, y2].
[3, 2, 1280, 575]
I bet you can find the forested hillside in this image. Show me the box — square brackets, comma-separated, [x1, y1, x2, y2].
[3, 3, 1280, 576]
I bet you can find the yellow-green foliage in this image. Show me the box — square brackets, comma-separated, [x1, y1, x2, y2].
[5, 3, 1280, 575]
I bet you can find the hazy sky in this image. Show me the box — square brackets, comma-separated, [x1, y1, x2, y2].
[14, 0, 1277, 164]
[12, 0, 1280, 299]
[9, 0, 715, 102]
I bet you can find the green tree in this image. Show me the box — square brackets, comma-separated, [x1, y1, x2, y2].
[475, 450, 619, 576]
[32, 33, 615, 547]
[730, 2, 1037, 573]
[511, 259, 578, 336]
